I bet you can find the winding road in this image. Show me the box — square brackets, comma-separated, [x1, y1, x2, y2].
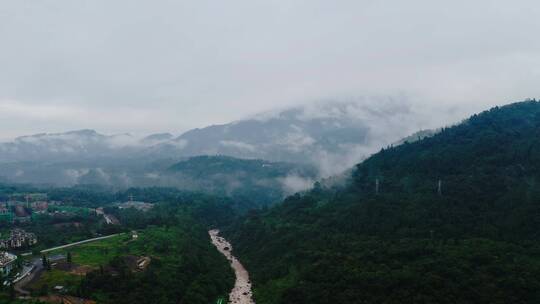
[209, 229, 255, 304]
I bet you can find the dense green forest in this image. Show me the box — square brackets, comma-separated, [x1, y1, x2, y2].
[169, 155, 317, 209]
[79, 196, 235, 304]
[224, 100, 540, 303]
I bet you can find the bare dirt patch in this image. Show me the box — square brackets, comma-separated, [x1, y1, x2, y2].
[51, 260, 95, 276]
[123, 255, 152, 272]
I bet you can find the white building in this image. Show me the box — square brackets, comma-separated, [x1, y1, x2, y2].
[0, 252, 17, 275]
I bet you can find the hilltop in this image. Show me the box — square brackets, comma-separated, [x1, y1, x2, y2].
[224, 100, 540, 303]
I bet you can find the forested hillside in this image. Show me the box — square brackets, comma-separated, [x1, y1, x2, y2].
[168, 155, 317, 208]
[224, 100, 540, 304]
[0, 155, 316, 209]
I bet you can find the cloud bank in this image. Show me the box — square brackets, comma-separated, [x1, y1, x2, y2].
[1, 0, 539, 139]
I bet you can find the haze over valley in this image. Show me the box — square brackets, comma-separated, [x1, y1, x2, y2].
[1, 1, 540, 303]
[0, 98, 460, 206]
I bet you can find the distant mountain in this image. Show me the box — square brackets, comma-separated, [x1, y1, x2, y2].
[0, 99, 440, 201]
[0, 98, 436, 172]
[0, 155, 316, 207]
[224, 100, 540, 303]
[0, 129, 139, 162]
[153, 98, 438, 176]
[140, 133, 174, 145]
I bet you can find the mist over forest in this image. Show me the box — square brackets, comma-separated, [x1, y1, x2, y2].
[1, 1, 540, 303]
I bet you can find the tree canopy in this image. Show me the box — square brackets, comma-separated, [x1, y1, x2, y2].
[224, 100, 540, 303]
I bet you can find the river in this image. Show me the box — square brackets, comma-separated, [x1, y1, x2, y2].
[209, 229, 255, 304]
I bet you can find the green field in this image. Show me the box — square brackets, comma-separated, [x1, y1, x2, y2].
[33, 226, 232, 303]
[45, 233, 133, 267]
[30, 269, 80, 292]
[30, 233, 134, 296]
[32, 228, 175, 297]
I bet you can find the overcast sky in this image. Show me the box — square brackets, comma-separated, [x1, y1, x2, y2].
[1, 0, 539, 140]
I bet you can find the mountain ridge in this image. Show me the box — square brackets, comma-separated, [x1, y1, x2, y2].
[0, 99, 442, 174]
[223, 99, 540, 304]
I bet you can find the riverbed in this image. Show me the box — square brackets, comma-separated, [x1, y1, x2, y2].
[209, 229, 255, 304]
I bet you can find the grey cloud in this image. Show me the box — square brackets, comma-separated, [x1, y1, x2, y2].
[1, 0, 539, 138]
[279, 174, 315, 195]
[219, 140, 256, 152]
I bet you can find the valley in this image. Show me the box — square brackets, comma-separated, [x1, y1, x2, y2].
[2, 1, 538, 302]
[0, 100, 539, 304]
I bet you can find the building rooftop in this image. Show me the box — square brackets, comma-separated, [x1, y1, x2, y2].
[0, 251, 16, 267]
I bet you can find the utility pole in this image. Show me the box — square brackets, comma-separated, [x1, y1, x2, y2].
[375, 178, 380, 195]
[437, 179, 442, 196]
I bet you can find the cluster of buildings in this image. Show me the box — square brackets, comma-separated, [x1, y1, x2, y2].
[0, 229, 37, 249]
[0, 193, 45, 277]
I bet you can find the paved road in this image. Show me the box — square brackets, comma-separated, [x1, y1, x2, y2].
[14, 254, 64, 295]
[14, 233, 123, 294]
[40, 233, 123, 253]
[209, 229, 255, 304]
